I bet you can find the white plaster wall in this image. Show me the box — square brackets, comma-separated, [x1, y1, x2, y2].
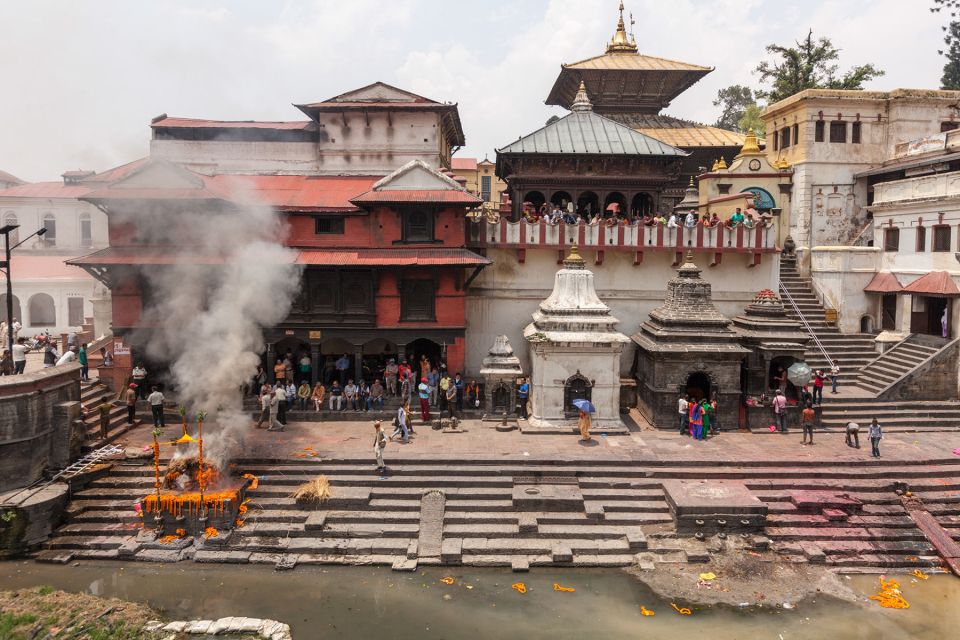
[465, 248, 778, 377]
[528, 342, 623, 428]
[150, 140, 320, 175]
[0, 198, 108, 253]
[809, 247, 881, 333]
[10, 278, 98, 335]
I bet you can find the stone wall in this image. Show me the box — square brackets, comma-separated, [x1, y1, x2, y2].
[809, 247, 881, 333]
[878, 337, 959, 401]
[0, 364, 82, 493]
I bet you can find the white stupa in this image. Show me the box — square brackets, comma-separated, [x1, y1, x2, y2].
[522, 245, 629, 429]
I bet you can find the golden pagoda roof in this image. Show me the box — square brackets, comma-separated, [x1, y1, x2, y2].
[636, 125, 747, 148]
[564, 52, 712, 73]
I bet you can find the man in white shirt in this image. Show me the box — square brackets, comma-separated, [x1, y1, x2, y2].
[56, 346, 77, 366]
[12, 338, 28, 374]
[678, 394, 689, 435]
[147, 385, 165, 427]
[132, 364, 148, 399]
[274, 384, 287, 426]
[667, 213, 679, 229]
[344, 379, 359, 411]
[772, 389, 788, 433]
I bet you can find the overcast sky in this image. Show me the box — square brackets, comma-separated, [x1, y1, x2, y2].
[0, 0, 944, 182]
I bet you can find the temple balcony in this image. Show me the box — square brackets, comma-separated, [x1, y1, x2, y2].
[467, 218, 779, 267]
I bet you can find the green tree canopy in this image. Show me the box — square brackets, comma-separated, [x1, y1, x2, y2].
[737, 104, 766, 137]
[754, 29, 884, 103]
[932, 1, 960, 89]
[712, 84, 755, 132]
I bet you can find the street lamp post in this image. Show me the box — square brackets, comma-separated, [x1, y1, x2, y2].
[0, 224, 48, 353]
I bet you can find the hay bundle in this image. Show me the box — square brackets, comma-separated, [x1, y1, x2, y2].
[290, 475, 331, 506]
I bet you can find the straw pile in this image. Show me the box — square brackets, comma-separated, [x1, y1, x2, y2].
[290, 475, 331, 505]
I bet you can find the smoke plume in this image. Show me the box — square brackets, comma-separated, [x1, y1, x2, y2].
[123, 177, 301, 467]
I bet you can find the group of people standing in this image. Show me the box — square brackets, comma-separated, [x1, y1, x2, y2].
[677, 394, 720, 440]
[520, 203, 775, 231]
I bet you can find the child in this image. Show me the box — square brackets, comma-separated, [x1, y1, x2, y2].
[801, 403, 816, 445]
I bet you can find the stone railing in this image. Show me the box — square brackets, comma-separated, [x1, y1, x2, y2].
[468, 218, 779, 260]
[871, 170, 960, 207]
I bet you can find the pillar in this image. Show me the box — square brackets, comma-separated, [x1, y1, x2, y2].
[266, 343, 276, 383]
[310, 343, 320, 385]
[353, 345, 363, 382]
[90, 284, 112, 339]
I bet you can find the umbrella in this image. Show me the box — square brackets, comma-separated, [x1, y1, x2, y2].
[572, 399, 596, 413]
[787, 362, 813, 387]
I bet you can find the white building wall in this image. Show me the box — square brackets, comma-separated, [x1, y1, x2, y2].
[465, 248, 778, 377]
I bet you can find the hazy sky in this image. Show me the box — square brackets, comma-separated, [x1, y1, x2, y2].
[0, 0, 944, 182]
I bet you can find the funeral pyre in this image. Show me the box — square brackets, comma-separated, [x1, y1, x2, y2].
[140, 414, 257, 537]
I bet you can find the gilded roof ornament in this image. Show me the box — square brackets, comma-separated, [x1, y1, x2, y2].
[735, 127, 762, 158]
[570, 81, 593, 112]
[716, 156, 728, 170]
[563, 244, 586, 268]
[775, 157, 791, 170]
[606, 1, 639, 54]
[710, 158, 720, 172]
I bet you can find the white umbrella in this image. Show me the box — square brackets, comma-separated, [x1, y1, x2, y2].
[787, 362, 813, 387]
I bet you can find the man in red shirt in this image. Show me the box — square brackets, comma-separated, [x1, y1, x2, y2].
[812, 370, 825, 406]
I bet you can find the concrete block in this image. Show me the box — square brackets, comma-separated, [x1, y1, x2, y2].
[752, 535, 771, 552]
[406, 540, 418, 559]
[441, 538, 463, 564]
[552, 543, 573, 563]
[304, 512, 327, 531]
[392, 557, 418, 572]
[117, 538, 140, 558]
[194, 550, 251, 564]
[585, 503, 605, 521]
[625, 531, 648, 551]
[802, 543, 826, 564]
[511, 556, 530, 572]
[518, 513, 538, 533]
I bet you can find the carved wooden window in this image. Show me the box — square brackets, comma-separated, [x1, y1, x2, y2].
[400, 279, 435, 321]
[314, 216, 345, 235]
[815, 121, 825, 142]
[829, 121, 847, 143]
[791, 124, 799, 145]
[780, 127, 791, 148]
[563, 371, 592, 417]
[933, 225, 952, 252]
[401, 210, 434, 243]
[851, 122, 862, 144]
[916, 226, 926, 252]
[884, 227, 900, 252]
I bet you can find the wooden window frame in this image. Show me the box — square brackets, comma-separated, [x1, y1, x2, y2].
[399, 278, 436, 321]
[780, 126, 791, 148]
[851, 121, 862, 144]
[829, 121, 847, 143]
[883, 227, 900, 252]
[791, 124, 799, 145]
[933, 224, 952, 252]
[815, 121, 825, 142]
[399, 209, 436, 244]
[916, 226, 926, 252]
[314, 216, 345, 235]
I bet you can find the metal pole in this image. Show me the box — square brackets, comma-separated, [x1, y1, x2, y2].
[5, 231, 12, 354]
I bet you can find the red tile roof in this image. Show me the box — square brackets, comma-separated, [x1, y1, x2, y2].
[0, 170, 24, 185]
[1, 255, 95, 280]
[0, 181, 93, 199]
[70, 247, 490, 268]
[151, 117, 315, 130]
[350, 189, 482, 205]
[215, 175, 377, 211]
[902, 271, 960, 296]
[864, 271, 903, 294]
[295, 248, 490, 267]
[451, 157, 478, 171]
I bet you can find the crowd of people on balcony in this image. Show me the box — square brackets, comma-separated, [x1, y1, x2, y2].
[514, 201, 774, 230]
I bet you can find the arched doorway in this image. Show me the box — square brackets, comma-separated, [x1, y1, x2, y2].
[362, 338, 397, 384]
[685, 372, 711, 402]
[563, 371, 592, 417]
[406, 338, 442, 380]
[550, 191, 573, 208]
[0, 294, 22, 325]
[320, 338, 355, 384]
[577, 191, 599, 218]
[28, 293, 56, 327]
[491, 381, 511, 414]
[860, 315, 875, 333]
[769, 356, 798, 399]
[631, 192, 653, 216]
[524, 191, 546, 213]
[604, 192, 627, 217]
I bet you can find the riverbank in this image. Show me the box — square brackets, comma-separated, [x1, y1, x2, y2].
[0, 586, 156, 639]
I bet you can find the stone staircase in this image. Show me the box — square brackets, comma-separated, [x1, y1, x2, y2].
[779, 258, 876, 387]
[818, 398, 960, 432]
[79, 380, 141, 450]
[39, 456, 960, 572]
[855, 337, 943, 396]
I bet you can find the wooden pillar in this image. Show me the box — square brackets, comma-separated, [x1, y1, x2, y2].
[310, 343, 320, 385]
[353, 345, 363, 383]
[266, 343, 276, 383]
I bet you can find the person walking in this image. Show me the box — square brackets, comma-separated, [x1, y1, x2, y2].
[578, 409, 592, 442]
[417, 377, 431, 422]
[148, 385, 165, 428]
[800, 402, 815, 445]
[678, 394, 690, 435]
[517, 377, 529, 419]
[772, 389, 788, 433]
[373, 421, 387, 473]
[98, 395, 113, 440]
[311, 381, 326, 412]
[297, 380, 311, 411]
[689, 400, 704, 440]
[252, 365, 266, 397]
[274, 384, 288, 426]
[812, 370, 824, 406]
[124, 383, 138, 424]
[328, 381, 343, 411]
[427, 367, 439, 406]
[868, 418, 883, 457]
[709, 394, 720, 434]
[391, 402, 409, 443]
[78, 344, 89, 381]
[255, 387, 272, 428]
[845, 421, 860, 448]
[830, 361, 840, 394]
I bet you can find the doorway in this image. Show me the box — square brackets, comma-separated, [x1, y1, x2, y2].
[405, 338, 442, 380]
[685, 371, 711, 402]
[910, 296, 951, 337]
[881, 294, 897, 331]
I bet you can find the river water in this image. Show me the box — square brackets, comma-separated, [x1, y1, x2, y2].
[1, 561, 958, 639]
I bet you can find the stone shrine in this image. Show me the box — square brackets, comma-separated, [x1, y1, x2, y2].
[523, 246, 629, 430]
[479, 335, 524, 420]
[631, 252, 749, 430]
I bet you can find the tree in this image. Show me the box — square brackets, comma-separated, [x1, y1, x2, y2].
[754, 30, 885, 103]
[931, 1, 960, 89]
[737, 104, 766, 137]
[712, 85, 755, 132]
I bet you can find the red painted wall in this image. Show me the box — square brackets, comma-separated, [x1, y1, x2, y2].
[283, 205, 466, 248]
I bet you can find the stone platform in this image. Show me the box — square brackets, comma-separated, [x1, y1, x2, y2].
[662, 479, 768, 534]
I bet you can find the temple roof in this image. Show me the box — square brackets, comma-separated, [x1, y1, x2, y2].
[731, 289, 810, 346]
[545, 6, 711, 114]
[499, 87, 686, 157]
[605, 114, 748, 148]
[479, 335, 524, 376]
[901, 271, 960, 296]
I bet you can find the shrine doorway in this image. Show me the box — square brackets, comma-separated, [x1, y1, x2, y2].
[491, 381, 511, 414]
[563, 371, 592, 417]
[577, 191, 599, 217]
[405, 338, 442, 380]
[685, 371, 711, 402]
[631, 192, 654, 216]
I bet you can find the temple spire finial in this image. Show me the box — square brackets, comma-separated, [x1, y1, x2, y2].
[607, 1, 638, 53]
[564, 244, 586, 268]
[571, 81, 593, 112]
[735, 127, 762, 158]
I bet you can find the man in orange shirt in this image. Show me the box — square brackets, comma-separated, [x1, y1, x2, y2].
[800, 403, 816, 445]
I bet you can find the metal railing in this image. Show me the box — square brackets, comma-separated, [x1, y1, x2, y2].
[779, 280, 835, 369]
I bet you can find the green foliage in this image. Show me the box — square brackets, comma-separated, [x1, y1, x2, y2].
[713, 84, 756, 131]
[0, 612, 39, 637]
[933, 2, 960, 88]
[738, 105, 766, 136]
[36, 585, 55, 596]
[754, 30, 884, 103]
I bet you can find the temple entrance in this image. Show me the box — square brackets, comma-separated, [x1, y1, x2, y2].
[523, 191, 546, 215]
[881, 294, 897, 331]
[273, 337, 311, 384]
[491, 381, 511, 414]
[577, 191, 599, 217]
[563, 371, 592, 417]
[685, 372, 711, 402]
[405, 338, 442, 381]
[769, 356, 798, 399]
[631, 192, 653, 216]
[0, 294, 21, 325]
[910, 296, 950, 337]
